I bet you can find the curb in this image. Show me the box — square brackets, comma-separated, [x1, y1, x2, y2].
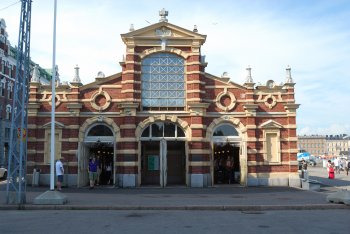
[0, 204, 348, 211]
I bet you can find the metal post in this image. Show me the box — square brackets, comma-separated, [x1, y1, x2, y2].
[6, 0, 32, 204]
[50, 0, 57, 191]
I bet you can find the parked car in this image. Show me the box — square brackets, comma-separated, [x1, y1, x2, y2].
[0, 167, 7, 180]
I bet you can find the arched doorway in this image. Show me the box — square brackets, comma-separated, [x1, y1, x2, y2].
[212, 124, 241, 185]
[78, 123, 115, 187]
[140, 122, 186, 187]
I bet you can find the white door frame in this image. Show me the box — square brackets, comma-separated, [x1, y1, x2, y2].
[160, 139, 167, 187]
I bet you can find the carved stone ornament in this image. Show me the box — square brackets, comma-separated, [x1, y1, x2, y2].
[155, 27, 172, 37]
[215, 88, 237, 112]
[48, 94, 61, 107]
[97, 115, 104, 122]
[90, 90, 111, 111]
[264, 94, 277, 109]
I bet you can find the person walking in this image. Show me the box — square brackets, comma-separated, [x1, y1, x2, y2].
[105, 163, 112, 185]
[96, 156, 101, 185]
[55, 157, 64, 191]
[326, 160, 332, 178]
[88, 157, 98, 189]
[301, 158, 308, 179]
[345, 159, 350, 176]
[226, 156, 234, 184]
[334, 157, 340, 174]
[328, 162, 335, 179]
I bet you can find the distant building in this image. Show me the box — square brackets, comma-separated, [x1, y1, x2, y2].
[27, 10, 300, 188]
[326, 134, 349, 157]
[0, 18, 51, 167]
[298, 134, 349, 157]
[297, 135, 326, 156]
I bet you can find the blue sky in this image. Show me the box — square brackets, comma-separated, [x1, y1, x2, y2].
[1, 0, 350, 135]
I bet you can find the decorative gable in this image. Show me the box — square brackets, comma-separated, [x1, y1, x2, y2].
[260, 120, 283, 129]
[42, 121, 65, 129]
[121, 22, 206, 50]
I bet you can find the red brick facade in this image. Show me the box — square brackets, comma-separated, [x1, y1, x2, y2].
[27, 20, 300, 188]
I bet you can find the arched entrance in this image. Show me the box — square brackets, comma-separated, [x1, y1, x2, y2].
[140, 122, 186, 187]
[78, 122, 116, 187]
[212, 124, 241, 185]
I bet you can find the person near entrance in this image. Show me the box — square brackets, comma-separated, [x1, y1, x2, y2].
[88, 157, 98, 189]
[226, 156, 234, 184]
[96, 156, 101, 185]
[105, 163, 112, 185]
[55, 157, 64, 191]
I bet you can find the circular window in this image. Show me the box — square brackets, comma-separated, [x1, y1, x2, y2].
[220, 95, 231, 107]
[216, 90, 236, 111]
[264, 94, 277, 109]
[90, 91, 111, 111]
[48, 94, 61, 107]
[95, 95, 107, 106]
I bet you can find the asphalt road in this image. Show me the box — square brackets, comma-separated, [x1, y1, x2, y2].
[0, 165, 349, 234]
[0, 210, 349, 234]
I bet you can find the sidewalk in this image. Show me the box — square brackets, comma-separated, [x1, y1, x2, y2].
[0, 183, 349, 211]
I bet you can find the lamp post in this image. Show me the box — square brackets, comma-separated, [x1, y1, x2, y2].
[49, 0, 57, 191]
[32, 0, 67, 205]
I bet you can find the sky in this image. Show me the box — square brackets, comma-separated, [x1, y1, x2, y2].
[1, 0, 350, 136]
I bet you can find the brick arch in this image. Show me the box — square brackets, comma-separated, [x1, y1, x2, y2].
[139, 47, 190, 59]
[135, 115, 191, 140]
[79, 116, 120, 142]
[206, 116, 247, 140]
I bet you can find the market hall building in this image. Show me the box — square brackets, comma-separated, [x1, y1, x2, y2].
[27, 10, 300, 188]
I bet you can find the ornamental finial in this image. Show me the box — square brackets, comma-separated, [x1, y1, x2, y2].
[31, 64, 40, 83]
[285, 65, 293, 83]
[72, 64, 81, 83]
[159, 8, 168, 22]
[245, 66, 253, 83]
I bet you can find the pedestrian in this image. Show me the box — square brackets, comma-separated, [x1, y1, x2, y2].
[301, 158, 308, 179]
[334, 157, 340, 174]
[328, 162, 335, 179]
[88, 157, 98, 189]
[326, 160, 331, 176]
[226, 156, 234, 184]
[345, 159, 350, 176]
[105, 163, 112, 185]
[96, 155, 101, 186]
[55, 157, 64, 191]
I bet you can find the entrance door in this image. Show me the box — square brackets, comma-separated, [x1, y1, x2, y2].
[141, 140, 185, 187]
[213, 142, 240, 185]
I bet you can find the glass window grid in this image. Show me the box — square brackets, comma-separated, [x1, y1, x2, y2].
[140, 122, 186, 140]
[141, 53, 185, 108]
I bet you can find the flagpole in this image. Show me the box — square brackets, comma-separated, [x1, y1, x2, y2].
[50, 0, 57, 191]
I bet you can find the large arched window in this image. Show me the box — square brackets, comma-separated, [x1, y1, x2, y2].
[213, 124, 239, 137]
[212, 124, 240, 143]
[140, 122, 185, 139]
[87, 125, 113, 137]
[141, 53, 185, 110]
[84, 124, 114, 143]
